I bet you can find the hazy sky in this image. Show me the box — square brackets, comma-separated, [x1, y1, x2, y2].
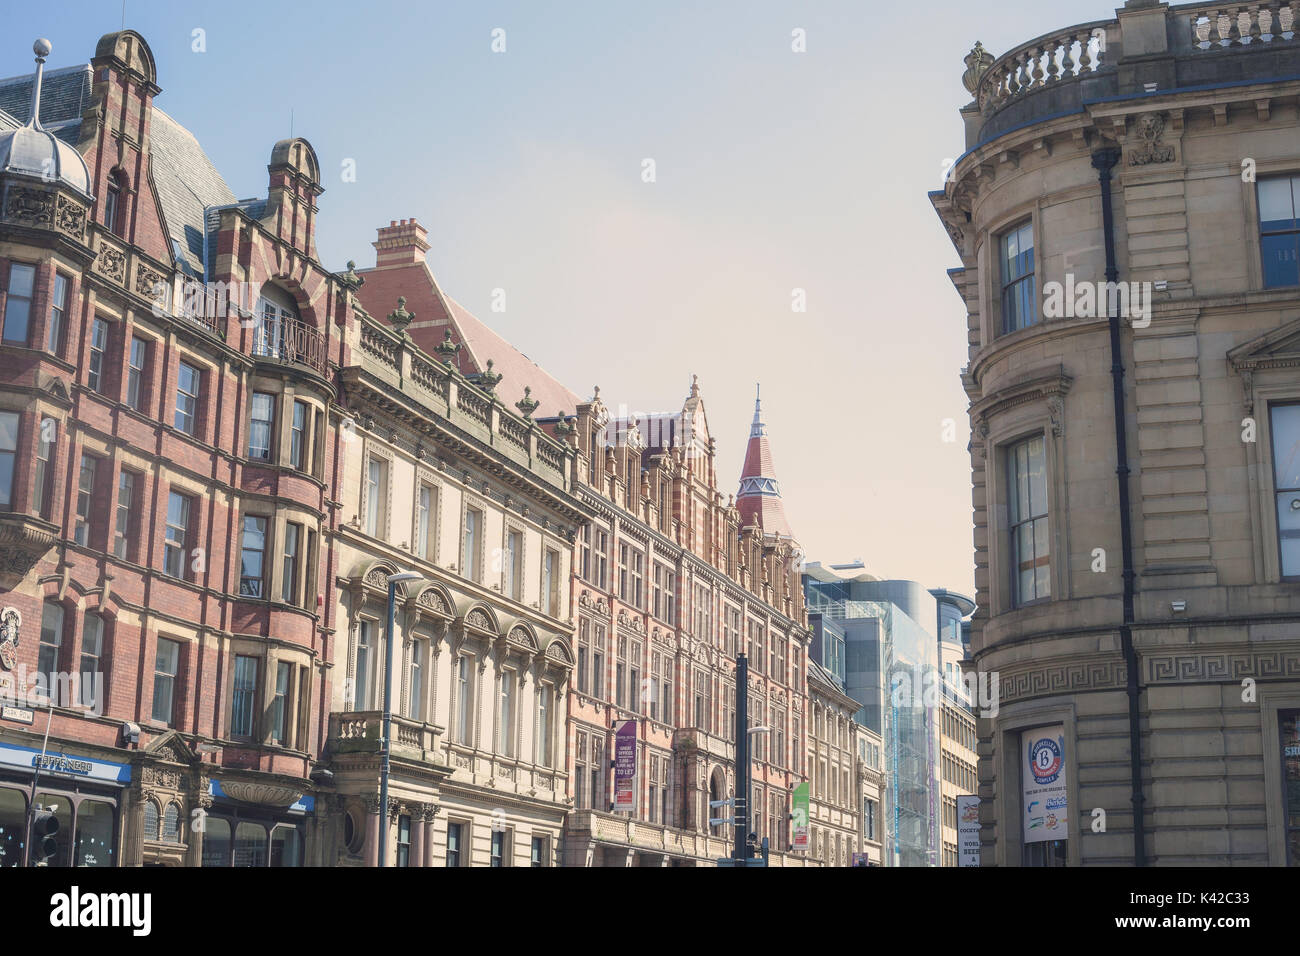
[10, 0, 1127, 598]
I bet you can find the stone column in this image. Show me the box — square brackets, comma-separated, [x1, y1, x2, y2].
[124, 784, 146, 867]
[410, 803, 426, 867]
[363, 794, 381, 867]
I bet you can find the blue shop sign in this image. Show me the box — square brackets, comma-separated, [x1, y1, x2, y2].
[0, 741, 131, 784]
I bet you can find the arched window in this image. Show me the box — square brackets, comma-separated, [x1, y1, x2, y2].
[103, 170, 124, 236]
[253, 284, 301, 361]
[162, 802, 181, 842]
[143, 799, 160, 841]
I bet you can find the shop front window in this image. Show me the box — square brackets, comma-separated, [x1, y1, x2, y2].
[0, 786, 25, 866]
[74, 799, 115, 867]
[270, 824, 303, 867]
[202, 817, 231, 868]
[203, 813, 303, 867]
[232, 821, 267, 867]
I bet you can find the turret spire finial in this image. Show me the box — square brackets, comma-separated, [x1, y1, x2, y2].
[29, 39, 51, 130]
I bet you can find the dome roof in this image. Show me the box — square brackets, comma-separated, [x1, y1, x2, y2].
[0, 123, 93, 198]
[0, 38, 93, 200]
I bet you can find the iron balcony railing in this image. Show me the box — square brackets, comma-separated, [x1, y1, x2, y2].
[251, 315, 328, 375]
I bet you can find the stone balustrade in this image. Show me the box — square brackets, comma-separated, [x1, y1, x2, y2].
[327, 710, 444, 763]
[1186, 2, 1299, 48]
[353, 314, 576, 490]
[969, 1, 1300, 149]
[977, 23, 1110, 115]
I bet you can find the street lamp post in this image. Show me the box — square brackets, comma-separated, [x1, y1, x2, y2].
[731, 652, 773, 865]
[378, 571, 423, 868]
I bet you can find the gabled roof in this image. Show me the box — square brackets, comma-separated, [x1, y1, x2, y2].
[355, 254, 582, 417]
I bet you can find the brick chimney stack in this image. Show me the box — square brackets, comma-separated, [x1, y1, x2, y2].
[373, 218, 430, 267]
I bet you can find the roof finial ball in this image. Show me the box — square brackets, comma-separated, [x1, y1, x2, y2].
[34, 38, 52, 61]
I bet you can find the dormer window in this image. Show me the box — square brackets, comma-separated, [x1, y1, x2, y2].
[103, 170, 124, 237]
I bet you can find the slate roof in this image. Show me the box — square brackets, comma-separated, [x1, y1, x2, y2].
[0, 63, 91, 127]
[0, 59, 237, 277]
[151, 108, 237, 276]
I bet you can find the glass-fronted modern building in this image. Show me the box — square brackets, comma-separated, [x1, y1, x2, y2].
[803, 563, 947, 867]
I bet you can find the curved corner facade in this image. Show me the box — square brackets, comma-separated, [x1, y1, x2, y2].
[934, 1, 1300, 865]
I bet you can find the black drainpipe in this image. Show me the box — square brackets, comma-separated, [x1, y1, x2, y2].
[1092, 147, 1147, 867]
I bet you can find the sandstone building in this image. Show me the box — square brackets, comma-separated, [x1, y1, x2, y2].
[323, 224, 591, 867]
[933, 0, 1300, 865]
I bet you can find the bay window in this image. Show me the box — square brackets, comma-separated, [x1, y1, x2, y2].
[230, 655, 258, 738]
[239, 515, 267, 598]
[0, 411, 16, 510]
[249, 391, 275, 460]
[2, 262, 34, 344]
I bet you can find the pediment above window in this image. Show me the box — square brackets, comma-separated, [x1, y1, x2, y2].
[1228, 317, 1300, 412]
[1229, 317, 1300, 373]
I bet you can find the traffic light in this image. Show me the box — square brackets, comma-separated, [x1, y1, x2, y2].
[31, 808, 58, 865]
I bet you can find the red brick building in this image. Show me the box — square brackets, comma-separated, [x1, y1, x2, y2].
[0, 31, 355, 866]
[558, 381, 811, 865]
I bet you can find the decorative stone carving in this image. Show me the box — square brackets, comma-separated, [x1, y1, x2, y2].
[466, 607, 494, 633]
[962, 41, 995, 95]
[1047, 395, 1065, 438]
[54, 194, 86, 239]
[515, 386, 539, 419]
[95, 243, 126, 283]
[0, 517, 58, 581]
[1129, 112, 1175, 165]
[416, 586, 450, 616]
[135, 263, 165, 298]
[4, 186, 54, 227]
[220, 781, 304, 807]
[508, 625, 538, 652]
[142, 766, 182, 789]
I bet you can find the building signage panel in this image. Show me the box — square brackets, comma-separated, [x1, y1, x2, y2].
[1022, 725, 1068, 844]
[0, 741, 130, 784]
[613, 719, 638, 813]
[957, 794, 980, 866]
[792, 782, 810, 851]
